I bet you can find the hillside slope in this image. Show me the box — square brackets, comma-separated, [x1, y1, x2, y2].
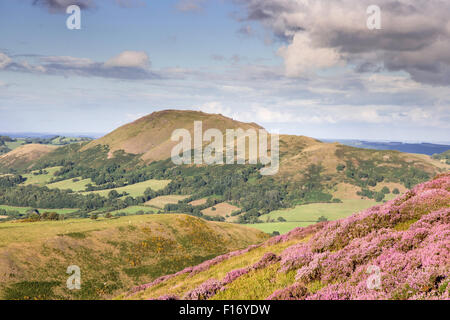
[123, 173, 450, 300]
[0, 214, 268, 300]
[0, 144, 58, 170]
[83, 110, 263, 162]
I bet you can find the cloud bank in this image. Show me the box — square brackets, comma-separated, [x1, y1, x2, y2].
[0, 51, 158, 80]
[235, 0, 450, 85]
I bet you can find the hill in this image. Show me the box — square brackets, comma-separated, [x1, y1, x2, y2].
[433, 150, 450, 165]
[325, 139, 450, 156]
[1, 110, 447, 226]
[122, 173, 449, 300]
[83, 109, 263, 162]
[0, 214, 267, 300]
[0, 144, 58, 171]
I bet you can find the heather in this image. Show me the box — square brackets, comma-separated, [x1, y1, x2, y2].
[124, 174, 450, 300]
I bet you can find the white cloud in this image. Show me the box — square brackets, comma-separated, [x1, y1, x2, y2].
[104, 51, 150, 69]
[0, 53, 12, 69]
[237, 0, 450, 85]
[278, 33, 343, 77]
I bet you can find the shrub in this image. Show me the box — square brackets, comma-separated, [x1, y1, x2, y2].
[381, 186, 390, 194]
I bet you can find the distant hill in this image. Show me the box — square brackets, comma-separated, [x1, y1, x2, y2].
[0, 214, 268, 300]
[432, 150, 450, 165]
[324, 139, 450, 156]
[83, 109, 263, 162]
[0, 144, 58, 171]
[122, 173, 450, 300]
[2, 110, 447, 206]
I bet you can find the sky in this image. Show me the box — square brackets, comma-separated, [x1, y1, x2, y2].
[0, 0, 449, 142]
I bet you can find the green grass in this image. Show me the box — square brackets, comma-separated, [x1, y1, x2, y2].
[21, 166, 62, 186]
[0, 205, 78, 215]
[261, 199, 377, 223]
[212, 263, 296, 300]
[0, 214, 268, 300]
[248, 199, 378, 235]
[4, 140, 25, 150]
[83, 179, 171, 198]
[126, 237, 300, 300]
[47, 177, 95, 192]
[247, 222, 311, 235]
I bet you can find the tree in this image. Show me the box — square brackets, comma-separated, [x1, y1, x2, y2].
[277, 216, 286, 222]
[392, 188, 400, 194]
[317, 215, 328, 223]
[108, 190, 120, 199]
[375, 192, 385, 202]
[381, 186, 390, 194]
[90, 213, 98, 220]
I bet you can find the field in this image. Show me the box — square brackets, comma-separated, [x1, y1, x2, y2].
[188, 198, 208, 206]
[108, 205, 158, 216]
[0, 205, 78, 215]
[0, 214, 268, 299]
[47, 177, 95, 192]
[144, 195, 190, 209]
[4, 140, 25, 150]
[249, 199, 378, 234]
[21, 166, 62, 185]
[83, 179, 171, 198]
[201, 202, 240, 218]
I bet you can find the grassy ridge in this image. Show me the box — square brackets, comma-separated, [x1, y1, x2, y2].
[0, 214, 268, 300]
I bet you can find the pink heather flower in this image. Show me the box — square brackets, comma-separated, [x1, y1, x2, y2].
[183, 279, 223, 300]
[252, 252, 281, 270]
[222, 267, 251, 285]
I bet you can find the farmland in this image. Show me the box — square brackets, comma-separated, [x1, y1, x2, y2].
[83, 179, 171, 198]
[47, 177, 95, 192]
[144, 195, 190, 209]
[248, 199, 378, 234]
[21, 166, 62, 185]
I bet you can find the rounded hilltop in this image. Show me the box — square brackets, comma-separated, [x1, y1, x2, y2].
[82, 109, 264, 162]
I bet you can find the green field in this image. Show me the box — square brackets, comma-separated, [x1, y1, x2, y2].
[248, 199, 378, 234]
[0, 205, 78, 215]
[21, 166, 62, 185]
[47, 177, 95, 192]
[83, 179, 171, 198]
[4, 140, 25, 150]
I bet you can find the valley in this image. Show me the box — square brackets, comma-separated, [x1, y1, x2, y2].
[0, 110, 448, 300]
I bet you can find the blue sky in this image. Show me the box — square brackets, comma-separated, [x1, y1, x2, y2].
[0, 0, 449, 143]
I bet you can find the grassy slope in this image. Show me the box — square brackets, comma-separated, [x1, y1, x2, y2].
[249, 199, 378, 234]
[22, 166, 62, 186]
[0, 214, 268, 300]
[82, 179, 171, 197]
[125, 173, 450, 300]
[0, 144, 58, 171]
[47, 177, 95, 192]
[83, 110, 263, 162]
